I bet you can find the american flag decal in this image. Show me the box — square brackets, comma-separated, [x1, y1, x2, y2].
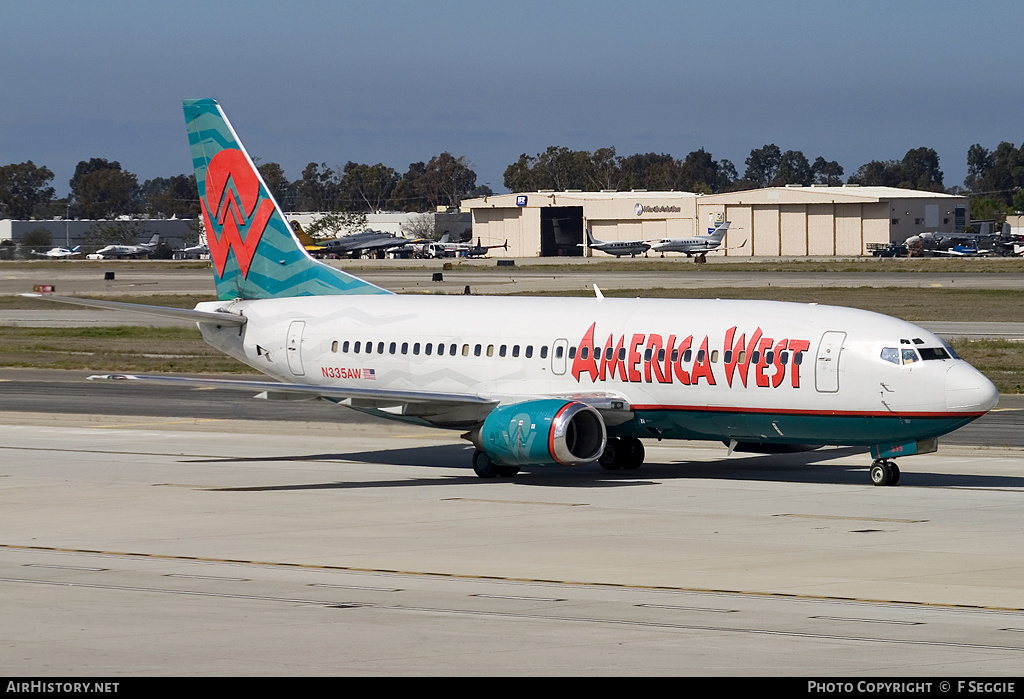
[364, 368, 376, 380]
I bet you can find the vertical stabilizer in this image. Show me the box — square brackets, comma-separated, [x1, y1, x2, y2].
[183, 99, 390, 300]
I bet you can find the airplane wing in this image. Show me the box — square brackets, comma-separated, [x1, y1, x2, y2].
[86, 373, 498, 406]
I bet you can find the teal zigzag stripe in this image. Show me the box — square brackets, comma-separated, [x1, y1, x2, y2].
[183, 99, 391, 300]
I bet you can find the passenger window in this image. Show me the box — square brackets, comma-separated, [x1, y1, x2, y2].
[607, 347, 615, 361]
[683, 349, 692, 363]
[711, 350, 719, 363]
[449, 343, 457, 356]
[643, 348, 652, 362]
[658, 349, 665, 362]
[617, 347, 625, 361]
[880, 347, 900, 364]
[580, 347, 588, 360]
[354, 341, 361, 354]
[425, 343, 432, 356]
[541, 346, 549, 359]
[555, 346, 564, 359]
[723, 350, 732, 363]
[462, 344, 470, 356]
[342, 341, 350, 353]
[487, 344, 494, 357]
[401, 342, 409, 355]
[526, 346, 533, 358]
[331, 340, 338, 353]
[377, 342, 385, 354]
[500, 345, 507, 357]
[512, 345, 520, 357]
[474, 344, 482, 357]
[780, 351, 788, 365]
[413, 343, 420, 355]
[389, 342, 396, 354]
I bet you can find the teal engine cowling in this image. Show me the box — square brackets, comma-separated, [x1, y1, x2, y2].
[472, 399, 607, 467]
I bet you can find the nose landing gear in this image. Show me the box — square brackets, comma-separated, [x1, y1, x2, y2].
[869, 459, 901, 486]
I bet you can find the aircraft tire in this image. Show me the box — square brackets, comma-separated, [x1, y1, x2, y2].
[621, 437, 645, 469]
[599, 438, 623, 470]
[473, 450, 500, 478]
[869, 460, 899, 486]
[497, 465, 520, 478]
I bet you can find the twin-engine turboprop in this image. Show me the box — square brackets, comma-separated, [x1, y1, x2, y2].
[28, 100, 999, 485]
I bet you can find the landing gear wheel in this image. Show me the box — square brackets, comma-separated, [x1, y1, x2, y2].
[599, 437, 645, 471]
[599, 438, 623, 470]
[869, 459, 900, 486]
[472, 450, 499, 478]
[620, 437, 645, 470]
[497, 465, 520, 478]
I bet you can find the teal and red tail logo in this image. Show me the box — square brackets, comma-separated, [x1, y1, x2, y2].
[200, 149, 274, 279]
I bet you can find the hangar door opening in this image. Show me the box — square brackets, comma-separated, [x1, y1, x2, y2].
[541, 207, 583, 257]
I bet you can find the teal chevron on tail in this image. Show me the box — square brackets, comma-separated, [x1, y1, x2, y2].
[183, 99, 391, 300]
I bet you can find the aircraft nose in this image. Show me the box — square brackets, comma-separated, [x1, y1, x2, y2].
[945, 362, 999, 413]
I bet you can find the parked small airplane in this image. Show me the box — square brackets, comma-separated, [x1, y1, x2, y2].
[28, 99, 999, 487]
[93, 235, 160, 259]
[581, 230, 651, 257]
[932, 239, 991, 257]
[32, 245, 81, 259]
[648, 222, 738, 260]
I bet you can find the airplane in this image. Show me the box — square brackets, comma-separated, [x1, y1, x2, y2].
[932, 239, 991, 257]
[324, 230, 406, 258]
[176, 232, 210, 258]
[581, 230, 651, 257]
[288, 221, 326, 254]
[648, 222, 740, 260]
[32, 245, 81, 259]
[27, 99, 999, 487]
[93, 234, 160, 259]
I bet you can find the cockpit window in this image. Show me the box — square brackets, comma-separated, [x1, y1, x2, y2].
[901, 348, 920, 364]
[940, 339, 960, 359]
[918, 347, 950, 361]
[880, 347, 900, 364]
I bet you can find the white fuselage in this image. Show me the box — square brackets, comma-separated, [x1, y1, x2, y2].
[196, 295, 997, 444]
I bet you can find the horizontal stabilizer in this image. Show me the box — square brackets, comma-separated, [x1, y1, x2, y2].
[23, 294, 247, 326]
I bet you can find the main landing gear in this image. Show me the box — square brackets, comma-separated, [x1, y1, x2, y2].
[599, 437, 645, 471]
[472, 450, 519, 479]
[869, 459, 901, 486]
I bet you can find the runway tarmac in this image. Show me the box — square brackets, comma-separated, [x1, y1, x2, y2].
[3, 262, 1023, 675]
[1, 372, 1023, 675]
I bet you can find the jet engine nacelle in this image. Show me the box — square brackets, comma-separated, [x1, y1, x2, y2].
[472, 399, 607, 467]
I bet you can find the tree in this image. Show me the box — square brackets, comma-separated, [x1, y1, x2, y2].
[744, 144, 782, 187]
[70, 159, 137, 219]
[305, 210, 367, 239]
[811, 157, 844, 186]
[257, 162, 293, 209]
[389, 154, 478, 211]
[774, 150, 812, 186]
[295, 162, 340, 211]
[19, 226, 52, 254]
[340, 162, 398, 212]
[0, 161, 55, 219]
[136, 174, 199, 218]
[900, 147, 943, 191]
[83, 220, 150, 248]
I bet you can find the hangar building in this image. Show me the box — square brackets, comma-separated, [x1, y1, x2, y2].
[462, 186, 969, 257]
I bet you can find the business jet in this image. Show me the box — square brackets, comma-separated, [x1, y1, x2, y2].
[27, 99, 999, 486]
[581, 230, 651, 257]
[94, 234, 160, 259]
[648, 221, 741, 260]
[32, 245, 81, 259]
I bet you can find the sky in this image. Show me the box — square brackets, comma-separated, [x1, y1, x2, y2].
[2, 0, 1022, 198]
